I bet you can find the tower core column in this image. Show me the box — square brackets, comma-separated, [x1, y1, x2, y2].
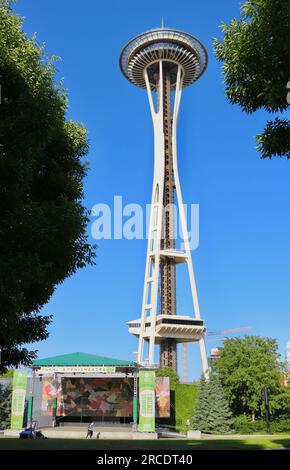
[160, 68, 177, 370]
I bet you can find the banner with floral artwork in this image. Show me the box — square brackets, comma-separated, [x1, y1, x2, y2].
[42, 376, 133, 417]
[41, 375, 170, 418]
[155, 377, 170, 418]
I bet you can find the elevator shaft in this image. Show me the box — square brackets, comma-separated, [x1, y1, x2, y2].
[159, 69, 177, 371]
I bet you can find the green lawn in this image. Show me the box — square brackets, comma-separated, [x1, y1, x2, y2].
[0, 436, 289, 450]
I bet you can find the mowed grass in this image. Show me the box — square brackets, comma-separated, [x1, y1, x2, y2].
[0, 436, 290, 450]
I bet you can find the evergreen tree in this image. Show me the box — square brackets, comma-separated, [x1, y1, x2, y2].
[0, 384, 12, 430]
[193, 374, 232, 434]
[192, 374, 210, 432]
[207, 374, 233, 434]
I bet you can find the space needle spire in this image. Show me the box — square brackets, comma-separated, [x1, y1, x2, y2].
[120, 27, 209, 377]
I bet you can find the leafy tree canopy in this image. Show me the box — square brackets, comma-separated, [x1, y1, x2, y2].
[213, 0, 290, 159]
[0, 0, 95, 372]
[212, 336, 285, 418]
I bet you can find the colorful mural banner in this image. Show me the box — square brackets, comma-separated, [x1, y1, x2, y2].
[40, 374, 169, 420]
[155, 377, 170, 418]
[42, 377, 133, 417]
[10, 370, 27, 429]
[41, 375, 62, 416]
[138, 370, 155, 432]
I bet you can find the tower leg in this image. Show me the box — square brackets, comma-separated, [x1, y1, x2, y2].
[137, 62, 209, 378]
[171, 65, 209, 378]
[138, 62, 165, 366]
[199, 338, 209, 380]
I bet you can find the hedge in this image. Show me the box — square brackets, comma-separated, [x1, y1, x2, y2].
[156, 382, 198, 433]
[234, 415, 290, 434]
[157, 382, 290, 434]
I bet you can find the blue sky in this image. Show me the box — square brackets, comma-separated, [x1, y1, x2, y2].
[15, 0, 290, 379]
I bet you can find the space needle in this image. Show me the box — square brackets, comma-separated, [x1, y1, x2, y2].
[120, 23, 209, 377]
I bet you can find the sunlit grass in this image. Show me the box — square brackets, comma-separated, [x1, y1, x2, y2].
[0, 435, 289, 450]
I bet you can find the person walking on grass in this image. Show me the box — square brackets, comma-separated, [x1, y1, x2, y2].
[86, 422, 94, 439]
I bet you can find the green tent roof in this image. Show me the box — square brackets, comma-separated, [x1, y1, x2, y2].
[32, 352, 135, 367]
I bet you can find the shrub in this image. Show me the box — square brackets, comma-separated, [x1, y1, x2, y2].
[234, 414, 290, 434]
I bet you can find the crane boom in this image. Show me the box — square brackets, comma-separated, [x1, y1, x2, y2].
[207, 326, 253, 336]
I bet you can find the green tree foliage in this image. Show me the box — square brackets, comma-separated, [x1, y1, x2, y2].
[256, 118, 290, 159]
[156, 367, 180, 385]
[269, 382, 290, 417]
[0, 370, 13, 378]
[192, 374, 210, 431]
[193, 374, 232, 434]
[0, 384, 12, 429]
[213, 0, 290, 159]
[212, 336, 285, 418]
[207, 374, 233, 433]
[0, 1, 95, 372]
